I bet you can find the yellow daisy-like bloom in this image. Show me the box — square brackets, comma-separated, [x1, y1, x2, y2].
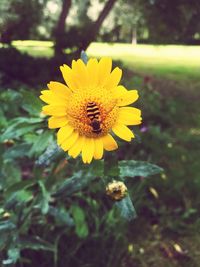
[40, 57, 142, 163]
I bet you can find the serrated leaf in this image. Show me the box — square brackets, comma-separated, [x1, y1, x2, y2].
[71, 205, 88, 238]
[119, 160, 163, 178]
[115, 195, 137, 221]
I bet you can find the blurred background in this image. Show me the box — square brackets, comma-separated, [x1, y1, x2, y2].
[0, 0, 200, 266]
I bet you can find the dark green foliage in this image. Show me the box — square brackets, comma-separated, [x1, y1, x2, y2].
[0, 85, 164, 266]
[141, 0, 200, 44]
[0, 47, 73, 87]
[0, 0, 47, 44]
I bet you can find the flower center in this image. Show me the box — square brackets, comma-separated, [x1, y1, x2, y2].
[66, 87, 119, 137]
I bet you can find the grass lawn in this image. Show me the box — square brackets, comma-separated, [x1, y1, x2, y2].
[88, 43, 200, 85]
[8, 40, 200, 87]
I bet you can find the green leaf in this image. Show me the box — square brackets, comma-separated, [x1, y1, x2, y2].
[29, 131, 53, 157]
[2, 259, 13, 265]
[71, 205, 88, 238]
[0, 116, 42, 142]
[21, 91, 43, 115]
[2, 116, 42, 129]
[5, 180, 36, 197]
[115, 195, 137, 221]
[77, 160, 104, 177]
[15, 190, 33, 203]
[0, 220, 16, 232]
[53, 161, 104, 198]
[119, 160, 163, 178]
[1, 122, 40, 141]
[37, 181, 50, 214]
[3, 248, 20, 265]
[53, 173, 90, 198]
[48, 206, 74, 226]
[35, 142, 61, 166]
[104, 154, 119, 177]
[5, 190, 33, 209]
[19, 236, 55, 252]
[3, 144, 31, 160]
[0, 109, 7, 128]
[1, 161, 21, 188]
[0, 232, 9, 249]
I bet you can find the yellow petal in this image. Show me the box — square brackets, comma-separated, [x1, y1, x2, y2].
[112, 124, 134, 141]
[82, 138, 95, 164]
[61, 131, 79, 151]
[102, 134, 118, 151]
[115, 86, 139, 106]
[105, 67, 122, 89]
[93, 138, 103, 160]
[68, 136, 85, 158]
[118, 108, 142, 125]
[98, 57, 112, 86]
[40, 90, 68, 105]
[42, 105, 67, 116]
[47, 81, 71, 97]
[48, 116, 68, 129]
[60, 64, 77, 91]
[57, 124, 74, 145]
[72, 59, 88, 87]
[120, 107, 141, 116]
[87, 58, 98, 86]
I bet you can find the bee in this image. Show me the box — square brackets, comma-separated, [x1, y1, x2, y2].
[86, 102, 102, 134]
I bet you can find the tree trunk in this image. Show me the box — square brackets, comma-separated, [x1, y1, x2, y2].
[80, 0, 117, 52]
[131, 27, 137, 45]
[54, 0, 71, 58]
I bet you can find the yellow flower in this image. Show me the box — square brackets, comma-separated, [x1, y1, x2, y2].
[40, 57, 142, 163]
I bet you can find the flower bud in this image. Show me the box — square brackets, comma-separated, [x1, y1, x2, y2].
[106, 180, 128, 201]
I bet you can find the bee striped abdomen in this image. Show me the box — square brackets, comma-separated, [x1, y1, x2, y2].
[87, 102, 100, 119]
[86, 102, 102, 134]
